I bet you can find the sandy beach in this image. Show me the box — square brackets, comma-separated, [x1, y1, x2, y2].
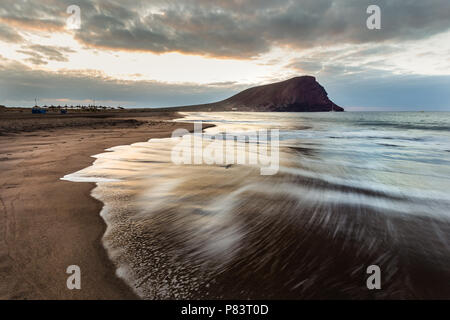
[0, 0, 448, 306]
[0, 109, 203, 299]
[1, 109, 450, 300]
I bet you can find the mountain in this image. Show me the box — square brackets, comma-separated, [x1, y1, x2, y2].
[177, 76, 343, 112]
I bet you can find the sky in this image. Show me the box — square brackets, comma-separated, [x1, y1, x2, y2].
[0, 0, 449, 110]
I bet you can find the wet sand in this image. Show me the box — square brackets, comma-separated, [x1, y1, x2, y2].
[0, 110, 204, 299]
[58, 111, 450, 300]
[1, 110, 449, 300]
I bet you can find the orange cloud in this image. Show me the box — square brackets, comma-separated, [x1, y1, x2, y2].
[0, 16, 65, 33]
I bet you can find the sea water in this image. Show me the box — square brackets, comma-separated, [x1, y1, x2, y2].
[62, 112, 450, 299]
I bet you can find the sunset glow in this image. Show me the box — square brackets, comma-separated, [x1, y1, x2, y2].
[1, 0, 449, 108]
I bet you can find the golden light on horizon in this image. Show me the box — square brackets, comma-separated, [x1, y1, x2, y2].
[2, 28, 449, 87]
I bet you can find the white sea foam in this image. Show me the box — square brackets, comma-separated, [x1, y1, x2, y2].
[61, 111, 450, 299]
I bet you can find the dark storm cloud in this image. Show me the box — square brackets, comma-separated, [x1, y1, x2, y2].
[264, 0, 450, 47]
[1, 0, 449, 58]
[0, 0, 97, 36]
[74, 2, 269, 57]
[73, 0, 450, 57]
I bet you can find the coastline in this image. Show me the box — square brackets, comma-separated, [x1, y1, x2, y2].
[0, 110, 202, 299]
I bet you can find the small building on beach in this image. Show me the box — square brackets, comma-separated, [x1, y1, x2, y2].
[32, 106, 47, 114]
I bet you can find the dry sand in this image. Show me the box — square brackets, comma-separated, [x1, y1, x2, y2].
[0, 110, 202, 299]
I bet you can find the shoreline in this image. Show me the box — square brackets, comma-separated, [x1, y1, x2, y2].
[0, 110, 204, 299]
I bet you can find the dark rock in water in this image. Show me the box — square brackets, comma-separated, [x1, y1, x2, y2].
[178, 76, 343, 112]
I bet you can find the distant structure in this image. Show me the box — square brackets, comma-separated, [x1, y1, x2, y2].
[31, 99, 119, 113]
[32, 97, 47, 114]
[32, 106, 46, 114]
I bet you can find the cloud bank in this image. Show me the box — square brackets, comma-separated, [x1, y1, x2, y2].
[0, 0, 449, 109]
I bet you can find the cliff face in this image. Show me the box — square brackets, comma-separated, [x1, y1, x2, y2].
[216, 76, 343, 112]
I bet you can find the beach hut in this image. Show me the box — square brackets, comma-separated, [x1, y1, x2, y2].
[32, 106, 47, 114]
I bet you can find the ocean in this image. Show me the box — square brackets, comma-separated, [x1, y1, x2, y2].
[62, 111, 450, 299]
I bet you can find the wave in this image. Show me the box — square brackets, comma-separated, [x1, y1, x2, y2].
[62, 111, 450, 299]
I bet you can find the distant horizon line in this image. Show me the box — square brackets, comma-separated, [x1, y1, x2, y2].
[3, 105, 450, 112]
